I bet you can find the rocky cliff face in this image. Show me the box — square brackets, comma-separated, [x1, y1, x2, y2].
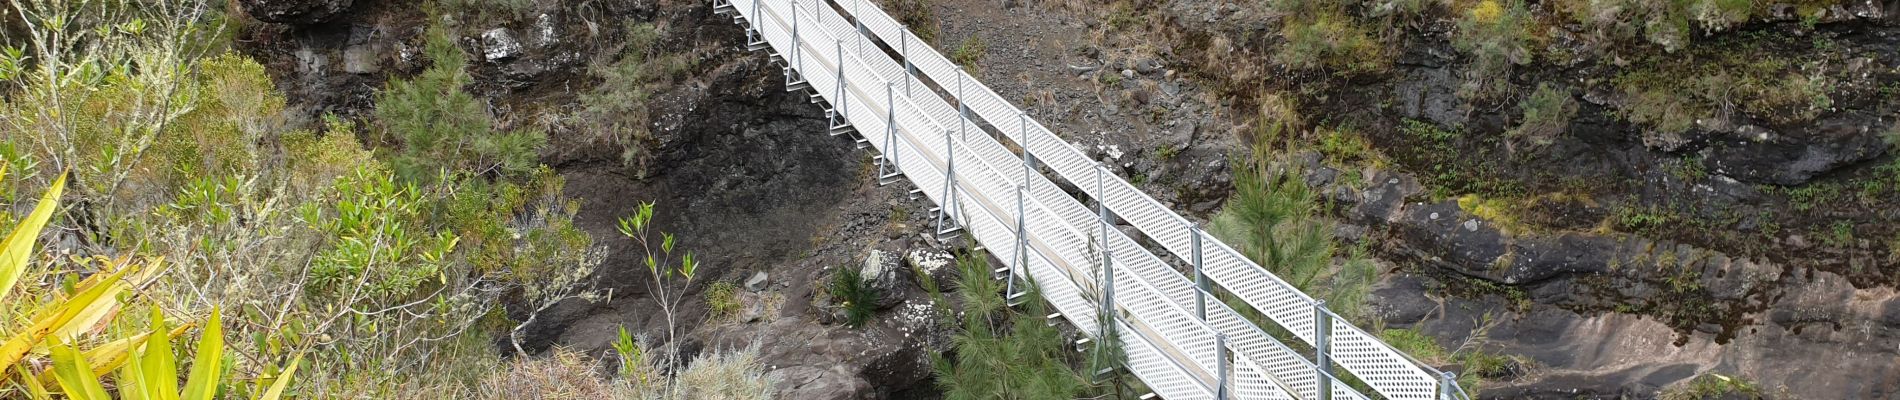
[236, 0, 1900, 397]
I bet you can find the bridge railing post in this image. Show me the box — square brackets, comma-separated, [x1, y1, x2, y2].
[935, 129, 962, 239]
[878, 82, 900, 183]
[901, 34, 912, 96]
[833, 39, 846, 130]
[1215, 332, 1229, 400]
[1440, 371, 1460, 400]
[1010, 184, 1026, 299]
[1191, 222, 1207, 321]
[790, 0, 801, 85]
[1315, 300, 1333, 400]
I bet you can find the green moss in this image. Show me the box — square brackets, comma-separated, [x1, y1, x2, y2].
[1659, 373, 1762, 400]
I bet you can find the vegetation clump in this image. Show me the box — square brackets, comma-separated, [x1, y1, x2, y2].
[827, 266, 880, 328]
[1507, 83, 1578, 150]
[1452, 0, 1535, 98]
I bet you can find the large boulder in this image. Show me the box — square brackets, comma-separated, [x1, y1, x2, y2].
[238, 0, 354, 25]
[860, 249, 908, 309]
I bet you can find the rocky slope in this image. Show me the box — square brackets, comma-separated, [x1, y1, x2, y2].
[236, 0, 1900, 398]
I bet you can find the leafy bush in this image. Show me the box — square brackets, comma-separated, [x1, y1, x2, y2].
[1453, 0, 1534, 98]
[0, 176, 299, 400]
[827, 267, 879, 328]
[1507, 83, 1577, 149]
[4, 3, 600, 396]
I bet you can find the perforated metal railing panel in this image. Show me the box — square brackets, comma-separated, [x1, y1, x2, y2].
[720, 0, 1464, 398]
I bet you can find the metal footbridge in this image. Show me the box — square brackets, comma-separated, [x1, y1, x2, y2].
[713, 1, 1470, 398]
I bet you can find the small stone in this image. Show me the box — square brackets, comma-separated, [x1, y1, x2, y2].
[1121, 69, 1135, 78]
[342, 45, 379, 74]
[1463, 219, 1480, 232]
[482, 28, 522, 62]
[746, 271, 770, 292]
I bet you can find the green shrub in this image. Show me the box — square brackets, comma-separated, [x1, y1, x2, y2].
[706, 281, 743, 321]
[1210, 157, 1375, 321]
[828, 267, 879, 328]
[1507, 83, 1577, 149]
[581, 22, 696, 179]
[377, 26, 547, 182]
[951, 36, 987, 71]
[1453, 0, 1534, 99]
[932, 253, 1095, 399]
[1276, 12, 1385, 73]
[1612, 42, 1832, 135]
[885, 0, 941, 43]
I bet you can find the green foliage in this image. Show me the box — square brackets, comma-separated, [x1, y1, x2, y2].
[614, 326, 650, 384]
[1210, 160, 1375, 321]
[886, 0, 941, 43]
[951, 36, 987, 71]
[1275, 11, 1386, 73]
[1453, 0, 1534, 99]
[828, 267, 880, 328]
[1613, 205, 1678, 234]
[1556, 0, 1773, 51]
[1507, 83, 1577, 149]
[706, 281, 743, 321]
[581, 22, 696, 179]
[933, 253, 1094, 400]
[4, 3, 595, 395]
[1659, 373, 1762, 400]
[377, 26, 546, 182]
[1612, 40, 1834, 134]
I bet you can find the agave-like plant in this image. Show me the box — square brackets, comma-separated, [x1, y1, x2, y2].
[1, 170, 298, 399]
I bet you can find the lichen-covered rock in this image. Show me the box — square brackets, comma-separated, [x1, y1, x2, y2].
[238, 0, 353, 24]
[860, 249, 908, 309]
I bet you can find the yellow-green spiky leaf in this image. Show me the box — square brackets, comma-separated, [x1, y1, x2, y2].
[50, 343, 112, 400]
[180, 307, 224, 400]
[0, 264, 132, 376]
[0, 172, 66, 304]
[144, 306, 181, 400]
[256, 354, 302, 400]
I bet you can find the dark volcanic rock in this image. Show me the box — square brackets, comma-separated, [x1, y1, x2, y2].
[239, 0, 354, 24]
[1705, 113, 1892, 185]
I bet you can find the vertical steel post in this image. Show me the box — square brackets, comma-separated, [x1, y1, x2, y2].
[1192, 222, 1207, 321]
[1021, 112, 1036, 169]
[879, 82, 898, 182]
[791, 0, 801, 84]
[1010, 184, 1026, 298]
[957, 68, 967, 140]
[936, 129, 960, 237]
[1100, 249, 1115, 336]
[853, 0, 864, 55]
[749, 0, 761, 43]
[834, 39, 846, 129]
[1440, 372, 1459, 400]
[1315, 300, 1333, 400]
[1215, 332, 1229, 400]
[901, 35, 912, 97]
